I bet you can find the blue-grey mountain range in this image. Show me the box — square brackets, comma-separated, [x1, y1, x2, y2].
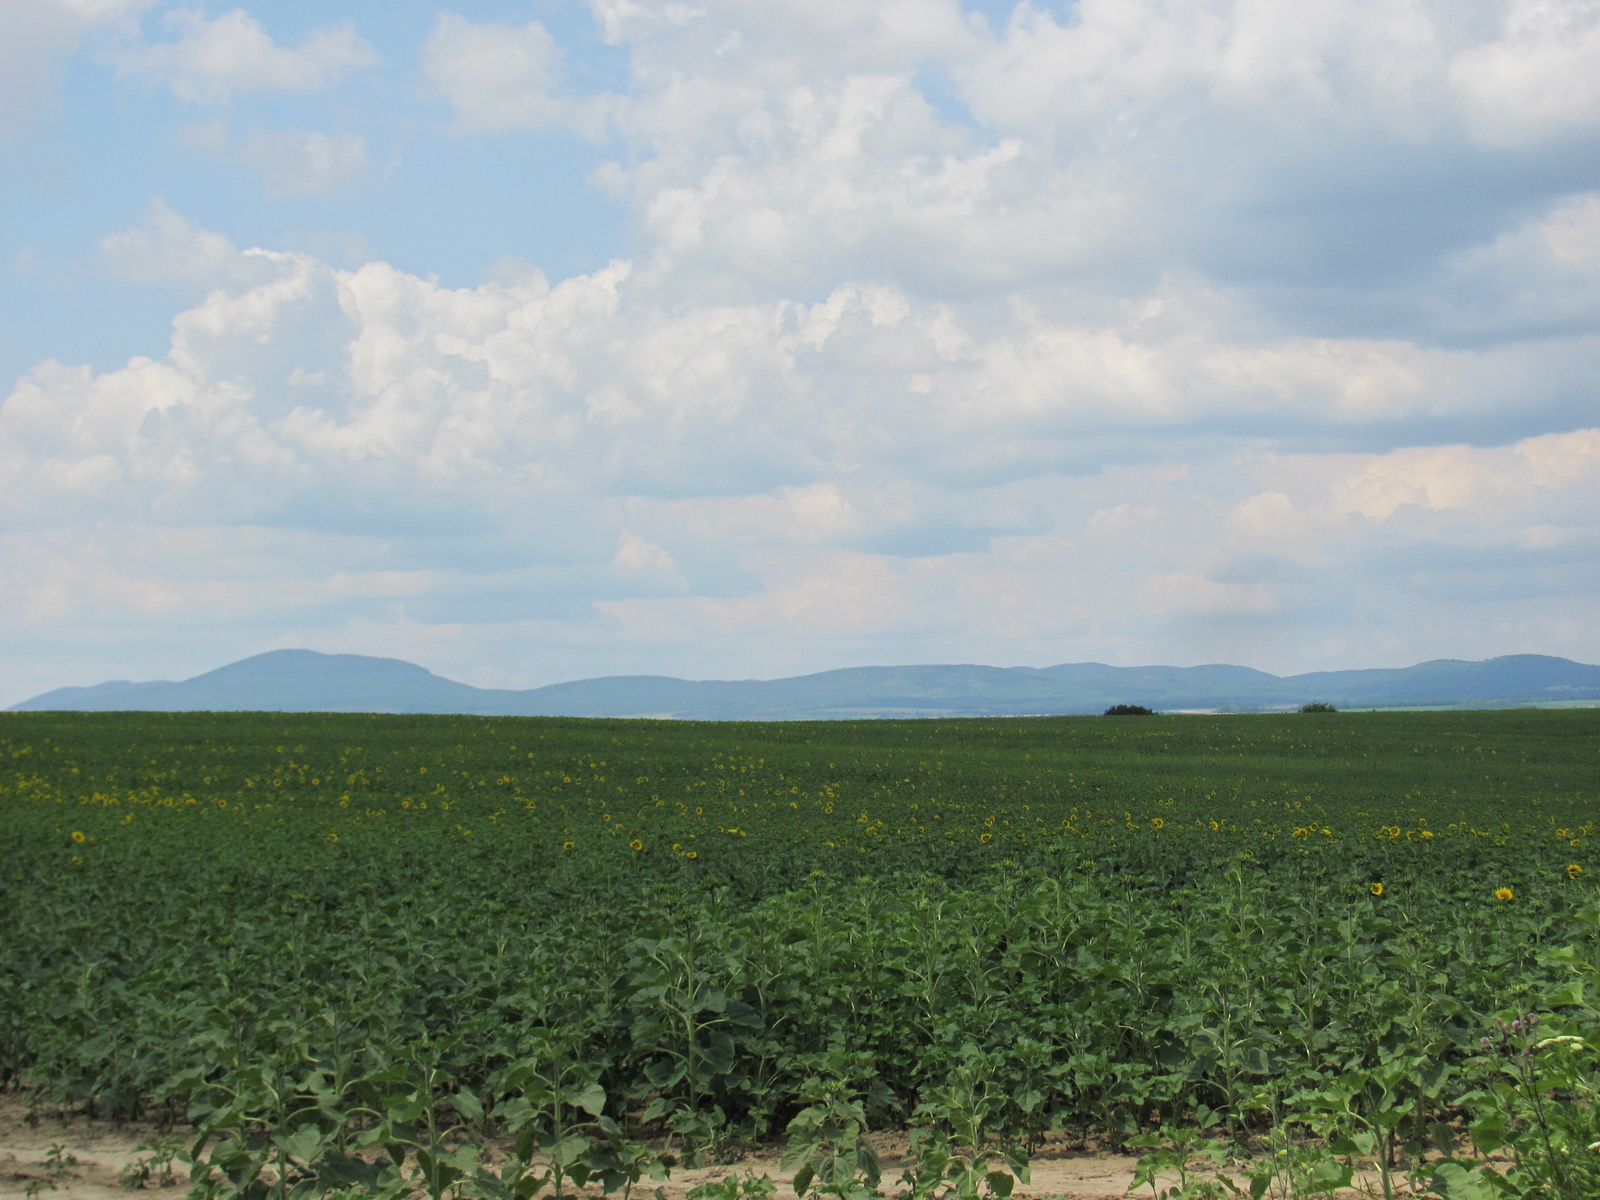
[10, 650, 1600, 719]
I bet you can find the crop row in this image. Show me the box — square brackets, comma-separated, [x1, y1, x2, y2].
[3, 709, 1600, 1199]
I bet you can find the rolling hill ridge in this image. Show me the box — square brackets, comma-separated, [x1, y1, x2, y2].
[11, 650, 1600, 719]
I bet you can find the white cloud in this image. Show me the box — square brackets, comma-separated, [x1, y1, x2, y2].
[26, 210, 1600, 522]
[957, 0, 1459, 134]
[7, 204, 1600, 700]
[1330, 445, 1492, 522]
[1242, 431, 1600, 536]
[1227, 491, 1305, 543]
[421, 13, 599, 134]
[435, 0, 1591, 319]
[182, 122, 372, 196]
[57, 0, 151, 18]
[1542, 194, 1600, 265]
[112, 7, 378, 104]
[11, 5, 1600, 696]
[1147, 571, 1275, 617]
[1450, 0, 1600, 144]
[98, 197, 241, 284]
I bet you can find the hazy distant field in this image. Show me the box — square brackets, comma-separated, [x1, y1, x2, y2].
[3, 709, 1599, 1196]
[5, 707, 1596, 890]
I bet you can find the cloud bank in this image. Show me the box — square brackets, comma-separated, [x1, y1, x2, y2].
[3, 0, 1599, 699]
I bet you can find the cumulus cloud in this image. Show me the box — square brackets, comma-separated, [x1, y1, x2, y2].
[111, 7, 378, 103]
[10, 3, 1600, 696]
[421, 13, 604, 135]
[1450, 0, 1600, 143]
[182, 122, 372, 196]
[7, 199, 1600, 695]
[429, 0, 1594, 320]
[1541, 193, 1600, 265]
[98, 197, 241, 283]
[412, 2, 1600, 322]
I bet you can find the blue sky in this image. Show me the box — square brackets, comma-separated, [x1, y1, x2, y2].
[3, 0, 1599, 703]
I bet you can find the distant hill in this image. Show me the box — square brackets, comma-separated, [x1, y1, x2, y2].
[11, 649, 1600, 719]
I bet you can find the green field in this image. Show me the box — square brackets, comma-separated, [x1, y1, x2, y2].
[4, 709, 1600, 1199]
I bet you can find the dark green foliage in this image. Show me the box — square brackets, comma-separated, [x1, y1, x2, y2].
[2, 708, 1599, 1194]
[1103, 704, 1156, 715]
[1300, 702, 1338, 713]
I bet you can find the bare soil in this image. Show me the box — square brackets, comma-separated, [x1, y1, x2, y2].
[0, 1101, 1434, 1200]
[0, 1099, 176, 1200]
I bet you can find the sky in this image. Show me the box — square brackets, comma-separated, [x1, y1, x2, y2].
[2, 0, 1599, 703]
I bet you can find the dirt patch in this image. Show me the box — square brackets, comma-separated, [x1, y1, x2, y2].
[0, 1101, 1146, 1200]
[1, 1102, 1439, 1200]
[659, 1137, 1147, 1200]
[0, 1099, 181, 1200]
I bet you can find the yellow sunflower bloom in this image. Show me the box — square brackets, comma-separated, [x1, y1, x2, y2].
[629, 839, 643, 851]
[1370, 882, 1384, 896]
[1495, 887, 1514, 901]
[70, 831, 85, 843]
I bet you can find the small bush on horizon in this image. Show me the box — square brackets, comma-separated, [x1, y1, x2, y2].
[1104, 704, 1156, 716]
[1299, 701, 1338, 713]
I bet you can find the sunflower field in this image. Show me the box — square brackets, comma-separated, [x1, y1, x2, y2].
[3, 708, 1600, 1200]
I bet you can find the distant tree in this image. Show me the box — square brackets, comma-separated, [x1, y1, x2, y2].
[1104, 704, 1156, 716]
[1299, 701, 1338, 713]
